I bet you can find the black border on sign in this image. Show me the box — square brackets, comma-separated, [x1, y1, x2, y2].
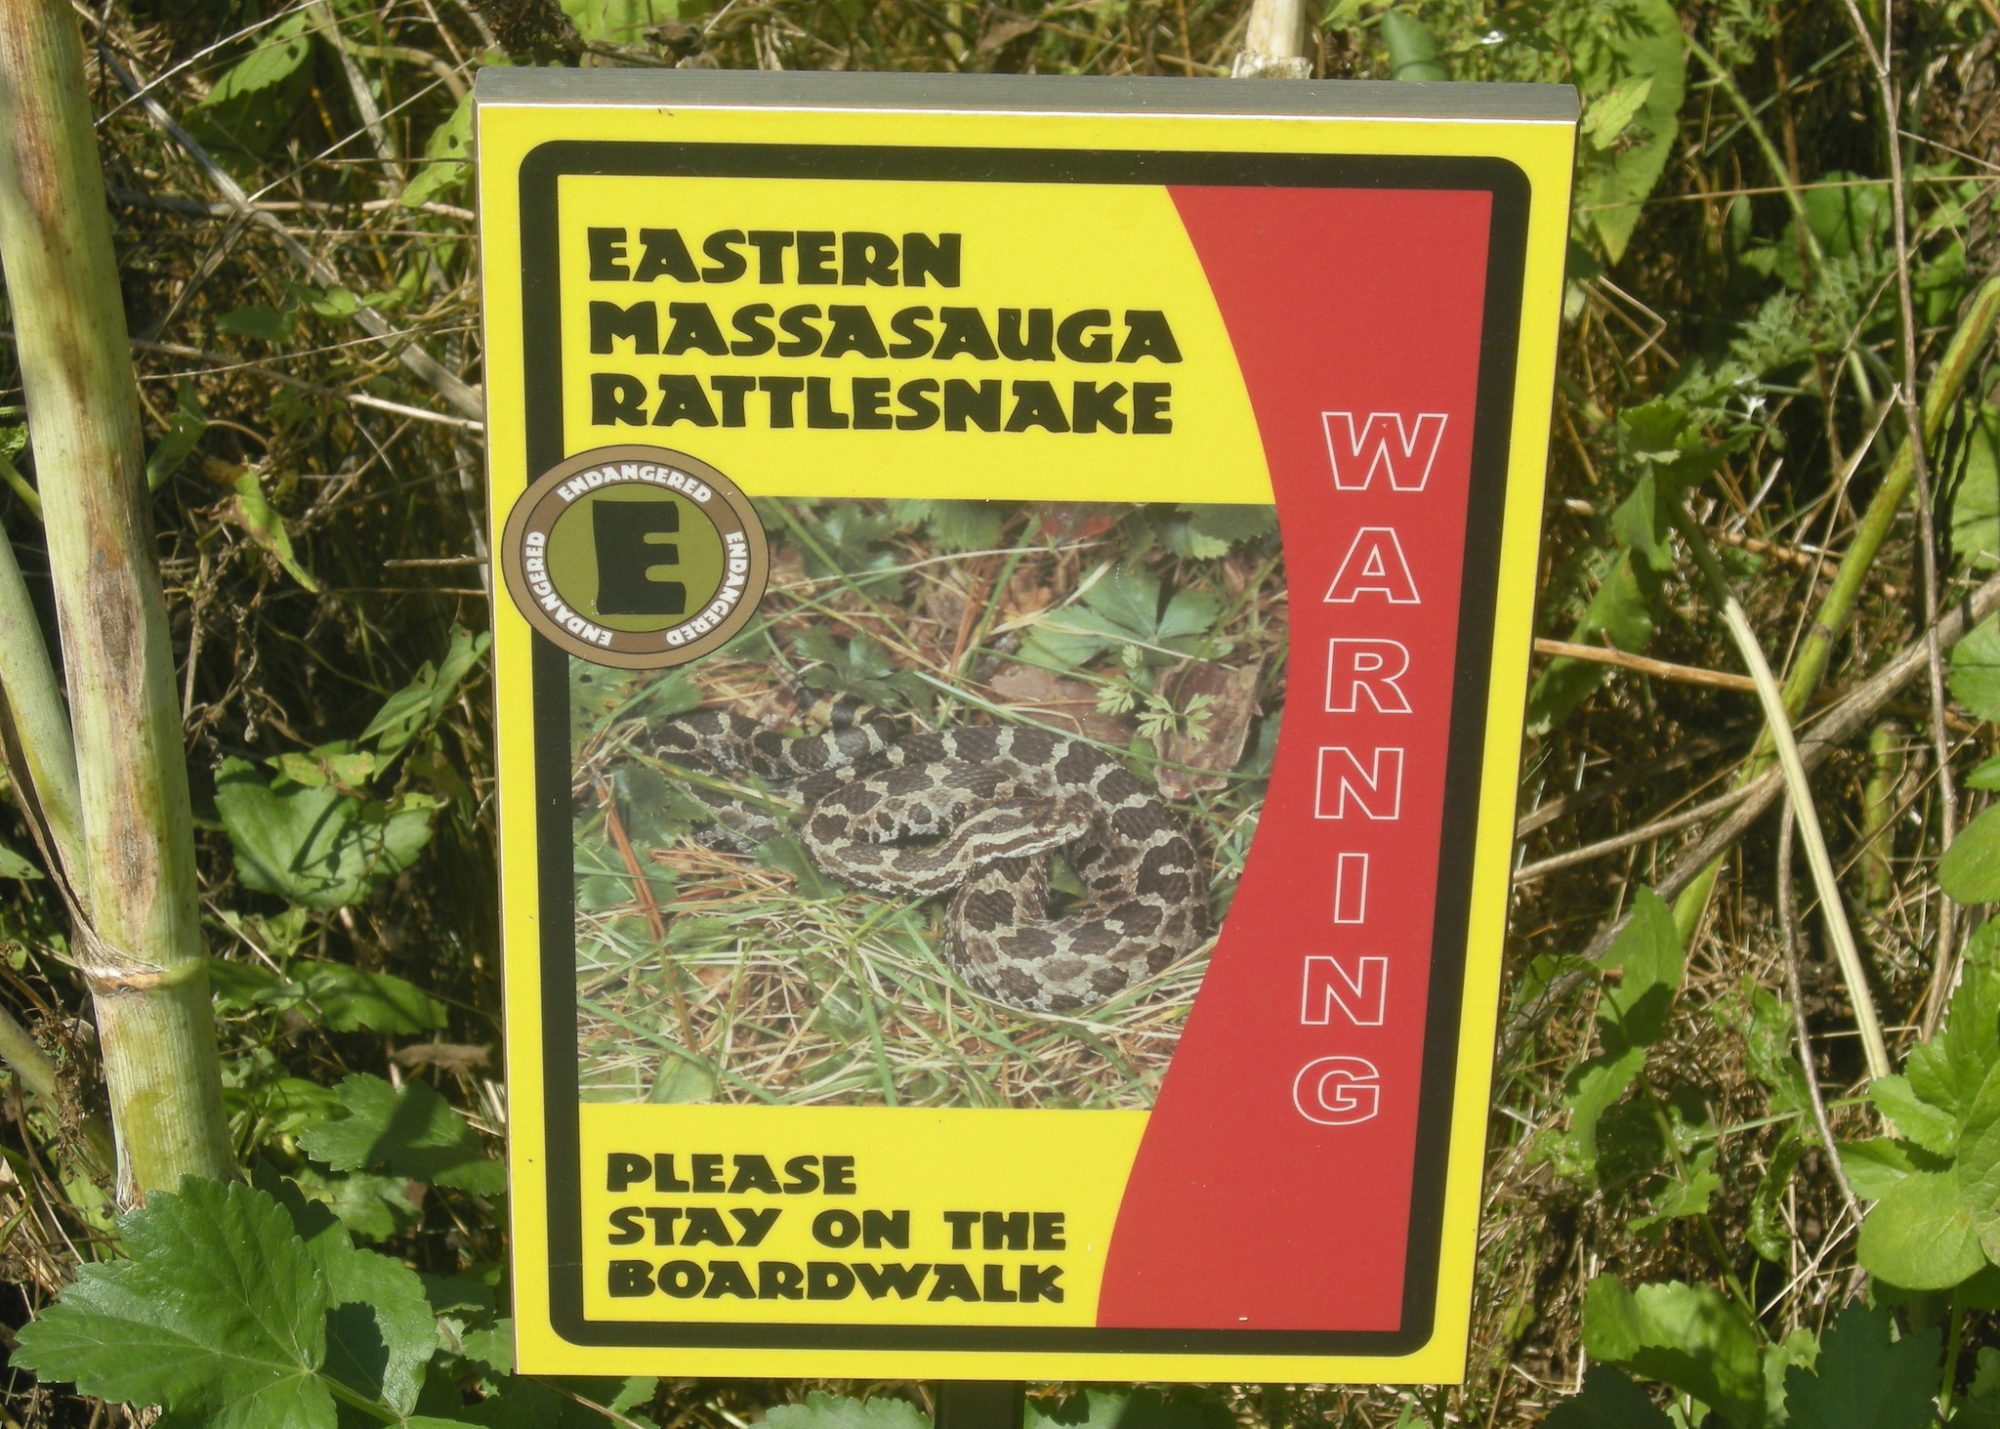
[519, 140, 1530, 1355]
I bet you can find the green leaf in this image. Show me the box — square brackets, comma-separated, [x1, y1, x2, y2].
[1855, 1166, 1989, 1290]
[1867, 1075, 1957, 1156]
[1556, 1045, 1649, 1181]
[1941, 805, 2000, 904]
[1542, 1366, 1673, 1429]
[1583, 74, 1656, 146]
[1022, 566, 1222, 668]
[1949, 407, 2000, 573]
[1599, 887, 1683, 1048]
[1837, 1138, 1935, 1202]
[199, 14, 314, 108]
[300, 963, 448, 1035]
[765, 1392, 932, 1429]
[1629, 1145, 1719, 1234]
[216, 756, 438, 911]
[1952, 614, 2000, 722]
[359, 627, 490, 758]
[1556, 0, 1686, 262]
[216, 303, 292, 344]
[230, 466, 321, 593]
[297, 1074, 504, 1195]
[401, 90, 474, 207]
[1379, 12, 1447, 79]
[0, 834, 42, 881]
[1782, 1302, 1939, 1429]
[560, 0, 675, 43]
[887, 498, 1006, 553]
[11, 1179, 333, 1429]
[146, 380, 209, 491]
[1581, 1276, 1767, 1428]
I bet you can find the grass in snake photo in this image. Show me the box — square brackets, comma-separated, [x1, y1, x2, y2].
[568, 497, 1286, 1110]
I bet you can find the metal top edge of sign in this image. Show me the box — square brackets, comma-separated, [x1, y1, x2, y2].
[471, 67, 1579, 123]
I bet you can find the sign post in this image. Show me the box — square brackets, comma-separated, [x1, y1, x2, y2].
[478, 70, 1575, 1384]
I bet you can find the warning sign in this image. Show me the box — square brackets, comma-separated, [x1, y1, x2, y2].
[477, 70, 1575, 1382]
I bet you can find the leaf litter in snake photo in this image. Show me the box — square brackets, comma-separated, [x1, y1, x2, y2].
[568, 497, 1286, 1111]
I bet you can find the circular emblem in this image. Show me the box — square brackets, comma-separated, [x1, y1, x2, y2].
[500, 445, 769, 670]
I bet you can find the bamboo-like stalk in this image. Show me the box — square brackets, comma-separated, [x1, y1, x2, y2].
[1232, 0, 1312, 76]
[0, 0, 232, 1198]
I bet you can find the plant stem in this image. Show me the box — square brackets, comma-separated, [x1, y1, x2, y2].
[1669, 499, 1891, 1080]
[1669, 275, 2000, 941]
[0, 0, 232, 1199]
[0, 524, 83, 879]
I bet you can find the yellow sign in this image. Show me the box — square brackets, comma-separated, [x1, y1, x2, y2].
[478, 69, 1575, 1382]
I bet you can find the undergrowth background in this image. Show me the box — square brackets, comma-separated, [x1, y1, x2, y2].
[0, 0, 1998, 1423]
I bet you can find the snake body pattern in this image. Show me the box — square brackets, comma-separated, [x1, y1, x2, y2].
[648, 708, 1209, 1012]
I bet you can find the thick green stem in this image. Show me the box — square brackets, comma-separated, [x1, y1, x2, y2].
[0, 0, 232, 1198]
[1671, 274, 2000, 940]
[1859, 721, 1902, 908]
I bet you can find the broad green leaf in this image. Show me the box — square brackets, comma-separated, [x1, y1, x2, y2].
[1581, 1276, 1766, 1428]
[1379, 12, 1447, 80]
[12, 1179, 333, 1429]
[1837, 1138, 1935, 1202]
[1782, 1302, 1939, 1429]
[291, 1164, 424, 1242]
[1629, 1146, 1719, 1233]
[216, 303, 291, 343]
[1763, 1328, 1819, 1427]
[314, 1226, 437, 1417]
[1559, 1044, 1648, 1180]
[300, 963, 448, 1035]
[1867, 1075, 1957, 1156]
[1968, 755, 2000, 791]
[216, 757, 438, 910]
[199, 14, 313, 109]
[1583, 74, 1656, 145]
[1598, 887, 1683, 1048]
[1543, 1366, 1673, 1429]
[1941, 805, 2000, 904]
[0, 835, 42, 881]
[766, 1392, 932, 1429]
[1952, 613, 2000, 723]
[297, 1074, 504, 1195]
[1023, 566, 1222, 668]
[1557, 0, 1686, 262]
[1907, 925, 2000, 1121]
[1855, 1166, 1988, 1289]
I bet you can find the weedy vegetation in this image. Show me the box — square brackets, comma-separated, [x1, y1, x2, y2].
[0, 0, 1997, 1425]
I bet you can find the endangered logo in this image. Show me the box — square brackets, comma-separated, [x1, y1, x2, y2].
[501, 446, 768, 669]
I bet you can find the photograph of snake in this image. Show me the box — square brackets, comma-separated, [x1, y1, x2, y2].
[569, 497, 1285, 1109]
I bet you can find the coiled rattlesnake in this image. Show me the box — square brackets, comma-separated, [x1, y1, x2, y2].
[645, 708, 1208, 1012]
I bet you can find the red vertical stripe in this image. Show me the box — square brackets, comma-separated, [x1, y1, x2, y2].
[1097, 186, 1493, 1331]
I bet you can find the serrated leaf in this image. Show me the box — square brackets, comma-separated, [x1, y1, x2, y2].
[1557, 0, 1686, 262]
[1581, 1276, 1766, 1428]
[1941, 805, 2000, 904]
[1543, 1366, 1673, 1429]
[1855, 1166, 1988, 1289]
[1867, 1075, 1957, 1156]
[1746, 1130, 1805, 1261]
[1583, 73, 1656, 146]
[297, 1074, 503, 1195]
[359, 627, 490, 757]
[765, 1392, 932, 1429]
[1782, 1302, 1939, 1429]
[12, 1179, 333, 1429]
[146, 380, 209, 491]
